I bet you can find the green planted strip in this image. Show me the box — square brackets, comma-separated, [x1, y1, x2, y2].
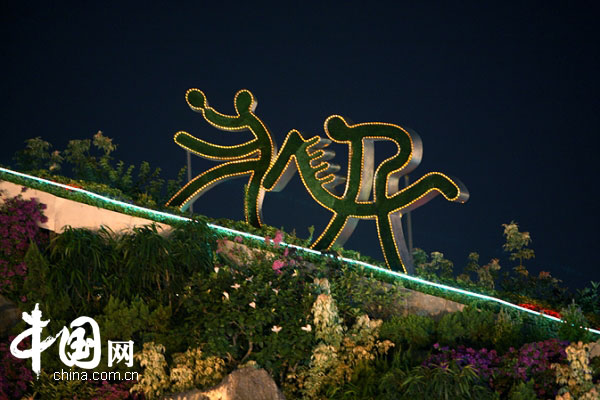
[1, 166, 598, 336]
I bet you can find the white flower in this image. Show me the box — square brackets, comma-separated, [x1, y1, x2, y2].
[292, 269, 298, 277]
[249, 302, 256, 308]
[245, 276, 253, 282]
[222, 291, 229, 300]
[271, 325, 282, 333]
[301, 324, 312, 332]
[214, 267, 220, 274]
[231, 283, 241, 290]
[272, 288, 279, 295]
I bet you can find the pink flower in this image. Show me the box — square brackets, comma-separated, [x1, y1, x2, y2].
[234, 236, 243, 243]
[273, 231, 283, 248]
[283, 247, 289, 257]
[272, 260, 285, 274]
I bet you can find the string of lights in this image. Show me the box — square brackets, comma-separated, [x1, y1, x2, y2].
[1, 166, 597, 336]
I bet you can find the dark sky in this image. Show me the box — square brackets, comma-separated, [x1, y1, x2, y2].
[2, 2, 599, 288]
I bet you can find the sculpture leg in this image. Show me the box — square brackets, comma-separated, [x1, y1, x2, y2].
[376, 211, 414, 274]
[245, 173, 266, 227]
[310, 212, 349, 250]
[166, 160, 257, 212]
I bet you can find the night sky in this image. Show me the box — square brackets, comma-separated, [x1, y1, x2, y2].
[2, 2, 598, 288]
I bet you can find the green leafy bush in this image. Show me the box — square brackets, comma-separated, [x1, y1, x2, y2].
[380, 361, 496, 399]
[437, 307, 497, 348]
[182, 238, 316, 383]
[379, 314, 436, 349]
[329, 265, 405, 321]
[132, 342, 226, 398]
[558, 301, 593, 343]
[507, 379, 538, 400]
[288, 278, 394, 400]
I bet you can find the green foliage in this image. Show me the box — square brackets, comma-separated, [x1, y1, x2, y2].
[36, 223, 214, 316]
[502, 221, 535, 268]
[507, 379, 538, 400]
[12, 131, 187, 208]
[380, 314, 436, 349]
[413, 249, 454, 279]
[558, 301, 593, 343]
[329, 265, 405, 321]
[289, 278, 394, 400]
[437, 307, 497, 348]
[492, 308, 524, 353]
[32, 371, 97, 400]
[169, 347, 226, 393]
[98, 296, 172, 344]
[576, 281, 600, 315]
[182, 241, 316, 381]
[520, 313, 560, 344]
[22, 241, 50, 301]
[131, 342, 170, 399]
[132, 342, 227, 398]
[380, 361, 496, 399]
[14, 137, 63, 172]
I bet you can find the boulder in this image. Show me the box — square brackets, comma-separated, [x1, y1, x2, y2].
[164, 366, 285, 400]
[589, 339, 600, 359]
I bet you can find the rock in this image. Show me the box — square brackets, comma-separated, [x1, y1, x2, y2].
[398, 287, 465, 320]
[0, 295, 21, 338]
[355, 277, 464, 321]
[164, 366, 285, 400]
[589, 339, 600, 359]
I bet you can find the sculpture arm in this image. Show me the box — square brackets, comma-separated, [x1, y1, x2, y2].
[174, 131, 259, 160]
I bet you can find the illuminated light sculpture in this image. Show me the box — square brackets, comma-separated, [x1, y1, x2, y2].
[166, 89, 275, 227]
[167, 89, 469, 274]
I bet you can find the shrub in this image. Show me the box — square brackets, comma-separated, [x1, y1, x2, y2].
[383, 361, 496, 399]
[552, 341, 600, 399]
[379, 314, 436, 349]
[330, 265, 405, 321]
[576, 281, 600, 315]
[288, 278, 394, 400]
[558, 301, 593, 343]
[183, 238, 316, 383]
[494, 339, 568, 398]
[0, 337, 33, 399]
[0, 192, 48, 297]
[437, 306, 497, 348]
[507, 379, 538, 400]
